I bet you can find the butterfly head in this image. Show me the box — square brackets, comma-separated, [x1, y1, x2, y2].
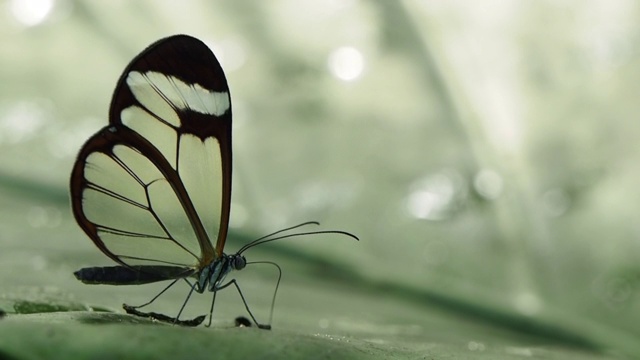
[230, 254, 246, 271]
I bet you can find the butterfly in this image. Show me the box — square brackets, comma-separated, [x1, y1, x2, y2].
[70, 35, 358, 328]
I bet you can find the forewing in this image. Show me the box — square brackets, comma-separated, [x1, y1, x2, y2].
[70, 35, 232, 269]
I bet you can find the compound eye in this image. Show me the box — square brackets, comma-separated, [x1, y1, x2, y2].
[234, 255, 246, 270]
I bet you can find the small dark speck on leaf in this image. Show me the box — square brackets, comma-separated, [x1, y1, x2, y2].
[234, 316, 251, 327]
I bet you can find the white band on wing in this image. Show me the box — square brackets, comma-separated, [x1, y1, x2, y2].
[127, 71, 230, 121]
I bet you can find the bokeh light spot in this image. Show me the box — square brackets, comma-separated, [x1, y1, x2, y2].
[328, 46, 364, 81]
[473, 169, 503, 200]
[10, 0, 54, 26]
[406, 170, 466, 221]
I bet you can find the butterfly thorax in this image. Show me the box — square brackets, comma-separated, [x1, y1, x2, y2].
[195, 254, 246, 293]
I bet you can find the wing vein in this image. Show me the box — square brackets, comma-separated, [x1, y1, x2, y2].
[95, 225, 171, 240]
[143, 73, 182, 128]
[112, 151, 146, 186]
[144, 181, 200, 261]
[86, 182, 147, 209]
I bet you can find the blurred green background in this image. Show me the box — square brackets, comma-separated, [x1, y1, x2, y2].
[1, 0, 640, 358]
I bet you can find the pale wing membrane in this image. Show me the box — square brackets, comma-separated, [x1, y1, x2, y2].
[126, 72, 182, 127]
[121, 106, 178, 169]
[81, 143, 200, 267]
[178, 135, 223, 247]
[119, 70, 227, 258]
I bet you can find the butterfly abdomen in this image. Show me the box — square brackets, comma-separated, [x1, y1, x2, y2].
[74, 265, 193, 285]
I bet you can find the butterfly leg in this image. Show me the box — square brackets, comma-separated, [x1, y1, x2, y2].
[173, 278, 199, 323]
[217, 279, 271, 330]
[123, 278, 206, 327]
[205, 290, 218, 327]
[127, 277, 180, 309]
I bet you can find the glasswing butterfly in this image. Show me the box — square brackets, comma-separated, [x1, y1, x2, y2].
[71, 35, 358, 328]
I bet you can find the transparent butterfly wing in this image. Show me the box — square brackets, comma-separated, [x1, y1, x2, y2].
[71, 35, 232, 271]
